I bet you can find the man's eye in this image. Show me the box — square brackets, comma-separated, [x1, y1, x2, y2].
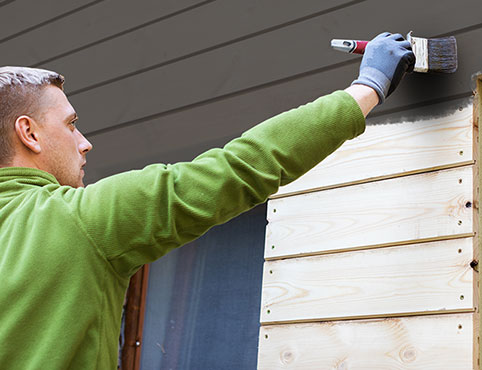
[70, 121, 77, 128]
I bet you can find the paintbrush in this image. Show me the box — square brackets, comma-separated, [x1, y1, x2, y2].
[330, 31, 457, 73]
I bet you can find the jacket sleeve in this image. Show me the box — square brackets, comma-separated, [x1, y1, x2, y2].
[62, 90, 365, 277]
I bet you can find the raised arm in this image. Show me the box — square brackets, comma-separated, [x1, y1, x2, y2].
[59, 32, 414, 278]
[61, 90, 363, 277]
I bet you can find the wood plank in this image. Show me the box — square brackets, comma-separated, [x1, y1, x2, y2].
[273, 105, 474, 198]
[3, 0, 345, 67]
[265, 166, 474, 259]
[475, 75, 482, 369]
[0, 0, 97, 42]
[260, 238, 475, 324]
[258, 313, 474, 369]
[58, 3, 482, 135]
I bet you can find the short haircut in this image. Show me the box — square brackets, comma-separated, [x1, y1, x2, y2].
[0, 66, 64, 166]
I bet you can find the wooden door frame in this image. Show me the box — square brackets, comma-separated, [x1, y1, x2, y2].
[121, 264, 150, 370]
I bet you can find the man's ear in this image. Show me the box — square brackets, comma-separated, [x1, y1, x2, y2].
[14, 115, 41, 154]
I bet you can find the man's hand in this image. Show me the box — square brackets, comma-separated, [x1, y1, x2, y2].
[352, 32, 415, 104]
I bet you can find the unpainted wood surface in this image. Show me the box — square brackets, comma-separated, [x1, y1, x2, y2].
[273, 105, 473, 198]
[475, 77, 482, 370]
[258, 313, 474, 369]
[265, 166, 474, 259]
[260, 238, 474, 324]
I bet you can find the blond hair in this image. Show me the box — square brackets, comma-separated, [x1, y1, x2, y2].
[0, 66, 64, 166]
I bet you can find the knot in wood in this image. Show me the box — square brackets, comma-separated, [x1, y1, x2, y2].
[280, 350, 294, 364]
[400, 345, 417, 363]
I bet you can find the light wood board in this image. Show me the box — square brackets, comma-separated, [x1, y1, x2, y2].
[265, 166, 474, 260]
[261, 238, 475, 324]
[258, 313, 474, 369]
[272, 105, 473, 198]
[475, 76, 482, 369]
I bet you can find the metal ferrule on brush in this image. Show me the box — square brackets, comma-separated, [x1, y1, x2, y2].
[407, 31, 457, 73]
[407, 31, 429, 72]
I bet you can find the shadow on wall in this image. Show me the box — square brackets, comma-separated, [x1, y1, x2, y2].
[368, 71, 474, 126]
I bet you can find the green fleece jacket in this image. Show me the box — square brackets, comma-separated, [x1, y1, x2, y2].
[0, 91, 364, 369]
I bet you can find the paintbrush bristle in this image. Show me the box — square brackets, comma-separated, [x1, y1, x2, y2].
[427, 36, 458, 73]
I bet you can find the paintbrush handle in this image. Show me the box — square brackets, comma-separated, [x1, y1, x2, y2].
[331, 39, 368, 54]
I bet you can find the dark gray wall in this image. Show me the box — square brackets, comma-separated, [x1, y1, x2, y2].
[2, 1, 481, 369]
[3, 0, 480, 182]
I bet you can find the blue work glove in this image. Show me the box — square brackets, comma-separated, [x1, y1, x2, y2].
[352, 32, 415, 104]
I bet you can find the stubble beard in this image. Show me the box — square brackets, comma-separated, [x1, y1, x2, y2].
[46, 154, 83, 188]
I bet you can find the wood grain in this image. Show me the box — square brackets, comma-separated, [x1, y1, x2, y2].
[258, 313, 474, 369]
[260, 238, 475, 324]
[475, 77, 482, 369]
[273, 105, 474, 198]
[265, 166, 474, 260]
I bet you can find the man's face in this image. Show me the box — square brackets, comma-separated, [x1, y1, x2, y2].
[35, 85, 92, 188]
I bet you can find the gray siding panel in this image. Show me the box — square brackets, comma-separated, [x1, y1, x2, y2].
[0, 1, 14, 8]
[41, 0, 357, 93]
[51, 0, 482, 95]
[76, 24, 482, 141]
[60, 0, 481, 136]
[0, 0, 102, 43]
[1, 0, 210, 66]
[38, 0, 481, 97]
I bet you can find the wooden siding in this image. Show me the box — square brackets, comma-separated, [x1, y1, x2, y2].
[261, 238, 475, 324]
[2, 1, 481, 369]
[258, 314, 475, 369]
[266, 166, 474, 259]
[273, 106, 473, 197]
[258, 98, 480, 369]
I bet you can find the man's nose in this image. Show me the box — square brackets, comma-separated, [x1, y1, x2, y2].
[77, 130, 93, 153]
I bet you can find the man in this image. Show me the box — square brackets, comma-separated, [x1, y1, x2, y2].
[0, 32, 414, 369]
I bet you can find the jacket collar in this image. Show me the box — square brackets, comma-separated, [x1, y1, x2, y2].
[0, 167, 59, 187]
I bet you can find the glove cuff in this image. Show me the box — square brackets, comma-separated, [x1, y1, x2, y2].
[352, 67, 391, 105]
